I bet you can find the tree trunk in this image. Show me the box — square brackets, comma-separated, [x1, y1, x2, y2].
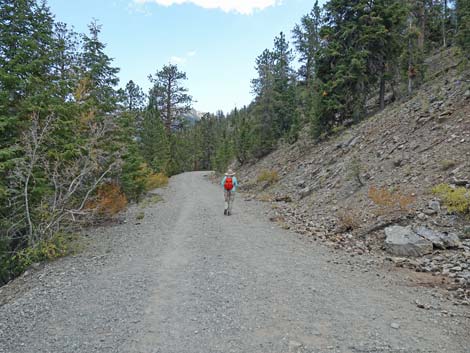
[165, 76, 172, 135]
[418, 0, 425, 50]
[379, 72, 386, 111]
[306, 57, 311, 88]
[442, 0, 447, 47]
[408, 16, 414, 95]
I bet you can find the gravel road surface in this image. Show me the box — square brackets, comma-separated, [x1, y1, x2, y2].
[1, 172, 469, 353]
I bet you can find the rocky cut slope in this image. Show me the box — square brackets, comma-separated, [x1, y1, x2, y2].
[238, 48, 470, 303]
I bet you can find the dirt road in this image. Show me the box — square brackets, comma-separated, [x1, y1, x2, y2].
[1, 172, 469, 353]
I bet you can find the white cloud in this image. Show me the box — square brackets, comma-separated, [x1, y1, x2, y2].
[170, 56, 186, 64]
[133, 0, 282, 15]
[128, 1, 152, 15]
[187, 50, 197, 57]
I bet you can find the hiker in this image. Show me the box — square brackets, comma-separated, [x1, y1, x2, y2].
[221, 169, 238, 216]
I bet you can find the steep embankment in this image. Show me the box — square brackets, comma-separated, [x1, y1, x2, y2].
[239, 48, 470, 303]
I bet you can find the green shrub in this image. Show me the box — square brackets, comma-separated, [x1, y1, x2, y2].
[0, 233, 71, 285]
[257, 170, 279, 185]
[440, 160, 457, 171]
[432, 183, 470, 215]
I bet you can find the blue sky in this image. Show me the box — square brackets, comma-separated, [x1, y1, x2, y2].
[47, 0, 322, 113]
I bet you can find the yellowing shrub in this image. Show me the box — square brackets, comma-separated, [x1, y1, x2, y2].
[87, 182, 128, 217]
[432, 184, 470, 215]
[257, 169, 279, 185]
[368, 186, 415, 215]
[146, 173, 169, 191]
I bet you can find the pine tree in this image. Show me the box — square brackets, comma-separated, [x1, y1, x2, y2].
[140, 108, 169, 173]
[272, 32, 296, 137]
[116, 111, 148, 202]
[80, 20, 120, 114]
[292, 1, 322, 86]
[124, 80, 145, 112]
[0, 0, 57, 237]
[456, 0, 470, 56]
[148, 64, 192, 134]
[314, 0, 408, 136]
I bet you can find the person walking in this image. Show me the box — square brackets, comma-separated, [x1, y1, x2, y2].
[221, 169, 238, 216]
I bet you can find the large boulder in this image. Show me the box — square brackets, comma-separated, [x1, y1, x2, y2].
[384, 226, 433, 257]
[414, 226, 445, 249]
[414, 226, 462, 249]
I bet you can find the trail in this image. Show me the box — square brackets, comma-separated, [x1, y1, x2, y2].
[1, 172, 469, 353]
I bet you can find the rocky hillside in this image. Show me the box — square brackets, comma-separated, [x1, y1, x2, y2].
[238, 48, 470, 303]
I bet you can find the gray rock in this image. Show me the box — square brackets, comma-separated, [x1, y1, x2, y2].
[391, 322, 400, 329]
[463, 226, 470, 239]
[423, 208, 437, 216]
[393, 157, 403, 167]
[428, 200, 441, 212]
[440, 232, 462, 248]
[417, 213, 427, 221]
[296, 179, 306, 188]
[451, 176, 470, 187]
[298, 187, 312, 199]
[384, 226, 433, 257]
[414, 227, 445, 249]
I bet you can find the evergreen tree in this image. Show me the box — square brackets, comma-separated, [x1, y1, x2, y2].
[116, 112, 148, 202]
[0, 0, 57, 239]
[148, 64, 192, 134]
[232, 108, 252, 164]
[456, 0, 470, 56]
[292, 1, 322, 86]
[314, 0, 408, 136]
[124, 80, 145, 112]
[80, 21, 120, 114]
[140, 108, 169, 173]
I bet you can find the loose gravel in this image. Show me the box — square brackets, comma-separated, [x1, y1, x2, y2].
[0, 172, 469, 353]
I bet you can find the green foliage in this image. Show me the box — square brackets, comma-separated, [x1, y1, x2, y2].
[0, 233, 71, 285]
[456, 0, 470, 56]
[440, 159, 457, 171]
[148, 64, 192, 134]
[140, 108, 170, 173]
[0, 1, 148, 284]
[432, 184, 470, 215]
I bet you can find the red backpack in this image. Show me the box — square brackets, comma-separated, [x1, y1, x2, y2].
[224, 177, 234, 191]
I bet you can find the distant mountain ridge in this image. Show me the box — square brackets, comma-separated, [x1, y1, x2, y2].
[182, 109, 205, 125]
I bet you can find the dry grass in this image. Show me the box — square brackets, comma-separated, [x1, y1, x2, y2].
[368, 186, 415, 215]
[336, 209, 361, 232]
[256, 193, 274, 202]
[139, 194, 163, 208]
[256, 169, 279, 185]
